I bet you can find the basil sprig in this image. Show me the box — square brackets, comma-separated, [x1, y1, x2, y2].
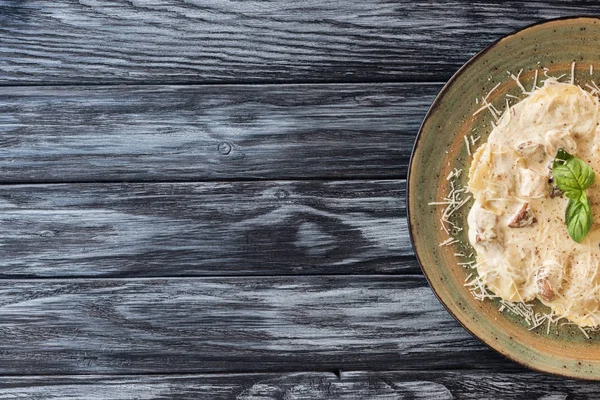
[552, 149, 595, 243]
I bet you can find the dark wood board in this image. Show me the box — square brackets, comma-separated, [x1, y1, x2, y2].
[5, 1, 599, 396]
[0, 1, 598, 84]
[0, 276, 516, 375]
[0, 180, 413, 277]
[0, 83, 435, 182]
[2, 371, 598, 400]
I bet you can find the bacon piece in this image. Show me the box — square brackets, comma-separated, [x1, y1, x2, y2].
[508, 203, 537, 228]
[535, 262, 563, 302]
[537, 276, 556, 302]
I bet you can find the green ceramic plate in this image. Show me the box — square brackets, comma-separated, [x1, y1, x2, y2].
[408, 17, 600, 379]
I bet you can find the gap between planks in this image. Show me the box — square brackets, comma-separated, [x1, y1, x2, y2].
[0, 367, 533, 378]
[0, 175, 407, 187]
[0, 80, 448, 89]
[0, 272, 425, 282]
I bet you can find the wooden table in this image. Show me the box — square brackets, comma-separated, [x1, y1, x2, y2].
[1, 1, 600, 398]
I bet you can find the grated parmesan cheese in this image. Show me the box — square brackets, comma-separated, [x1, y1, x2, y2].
[464, 136, 471, 156]
[508, 69, 527, 93]
[532, 69, 538, 92]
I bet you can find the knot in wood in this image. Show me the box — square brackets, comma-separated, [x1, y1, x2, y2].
[218, 142, 232, 155]
[275, 189, 289, 200]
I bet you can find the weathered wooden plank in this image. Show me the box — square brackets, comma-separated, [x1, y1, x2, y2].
[0, 180, 412, 277]
[2, 371, 598, 400]
[0, 276, 513, 374]
[0, 83, 433, 182]
[0, 1, 597, 84]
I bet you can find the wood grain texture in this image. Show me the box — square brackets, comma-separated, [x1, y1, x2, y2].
[4, 0, 590, 390]
[1, 371, 597, 399]
[0, 83, 433, 182]
[0, 276, 515, 374]
[1, 1, 599, 84]
[0, 180, 411, 277]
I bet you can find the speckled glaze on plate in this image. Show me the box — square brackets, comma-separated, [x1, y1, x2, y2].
[408, 17, 600, 379]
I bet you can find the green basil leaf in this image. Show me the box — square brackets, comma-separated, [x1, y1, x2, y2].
[575, 158, 596, 190]
[553, 149, 596, 243]
[564, 190, 583, 201]
[565, 197, 593, 243]
[553, 148, 573, 166]
[552, 149, 595, 193]
[553, 163, 583, 193]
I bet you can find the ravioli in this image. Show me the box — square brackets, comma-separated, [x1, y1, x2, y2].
[467, 78, 600, 327]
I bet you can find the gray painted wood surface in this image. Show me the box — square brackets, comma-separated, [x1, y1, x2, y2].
[2, 1, 597, 398]
[0, 276, 516, 375]
[0, 84, 432, 182]
[1, 371, 595, 400]
[1, 1, 598, 84]
[0, 180, 411, 277]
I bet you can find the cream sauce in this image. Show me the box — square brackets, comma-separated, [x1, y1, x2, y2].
[468, 78, 600, 326]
